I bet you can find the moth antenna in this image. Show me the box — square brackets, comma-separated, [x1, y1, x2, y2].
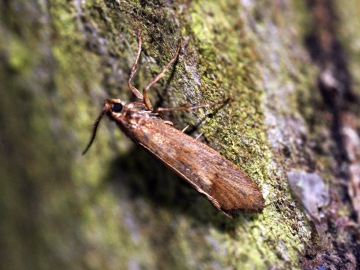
[82, 110, 107, 155]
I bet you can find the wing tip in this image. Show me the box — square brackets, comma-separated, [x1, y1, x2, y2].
[220, 195, 265, 218]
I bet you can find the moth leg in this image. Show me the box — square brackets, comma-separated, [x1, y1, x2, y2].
[181, 125, 189, 133]
[128, 32, 144, 101]
[195, 133, 203, 140]
[180, 125, 202, 139]
[163, 120, 173, 126]
[143, 39, 182, 111]
[181, 125, 202, 139]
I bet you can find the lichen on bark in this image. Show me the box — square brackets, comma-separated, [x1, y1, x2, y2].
[2, 0, 359, 269]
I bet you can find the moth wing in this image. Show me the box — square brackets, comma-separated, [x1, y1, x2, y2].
[131, 119, 264, 217]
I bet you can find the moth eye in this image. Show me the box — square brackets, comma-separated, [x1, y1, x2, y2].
[112, 103, 123, 112]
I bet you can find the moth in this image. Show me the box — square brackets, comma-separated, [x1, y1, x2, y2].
[83, 33, 264, 217]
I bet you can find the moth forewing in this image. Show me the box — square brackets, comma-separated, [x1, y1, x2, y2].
[108, 103, 264, 217]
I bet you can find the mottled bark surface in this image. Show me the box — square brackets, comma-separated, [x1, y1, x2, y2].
[1, 0, 359, 269]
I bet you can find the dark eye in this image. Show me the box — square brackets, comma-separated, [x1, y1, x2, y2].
[112, 103, 123, 112]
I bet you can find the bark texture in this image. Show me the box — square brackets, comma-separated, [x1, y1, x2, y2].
[1, 0, 359, 269]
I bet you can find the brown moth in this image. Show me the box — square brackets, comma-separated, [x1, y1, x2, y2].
[83, 33, 264, 218]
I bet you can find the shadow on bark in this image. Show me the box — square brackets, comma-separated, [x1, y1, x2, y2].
[87, 145, 262, 232]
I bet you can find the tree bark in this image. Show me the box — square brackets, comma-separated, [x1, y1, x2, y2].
[1, 0, 359, 269]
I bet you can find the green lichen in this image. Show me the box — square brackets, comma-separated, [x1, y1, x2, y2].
[187, 1, 307, 268]
[6, 37, 32, 72]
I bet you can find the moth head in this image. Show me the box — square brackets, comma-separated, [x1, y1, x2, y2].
[82, 99, 124, 155]
[102, 98, 123, 113]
